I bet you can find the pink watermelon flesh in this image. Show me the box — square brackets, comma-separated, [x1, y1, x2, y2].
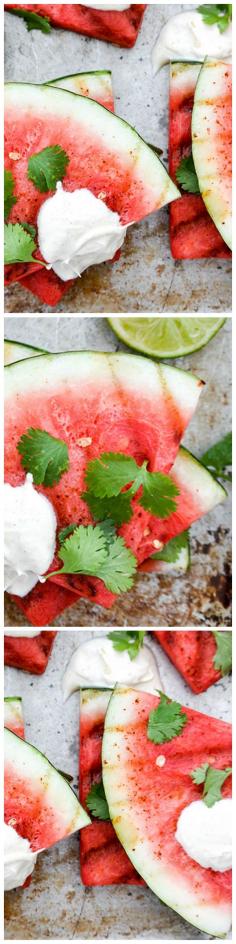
[4, 698, 25, 739]
[5, 71, 115, 306]
[5, 352, 204, 625]
[153, 630, 224, 693]
[103, 687, 232, 936]
[169, 62, 231, 259]
[4, 631, 57, 674]
[5, 4, 146, 48]
[80, 690, 144, 885]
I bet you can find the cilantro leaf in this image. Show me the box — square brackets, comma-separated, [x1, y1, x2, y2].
[213, 631, 232, 676]
[201, 433, 232, 482]
[86, 781, 110, 821]
[28, 146, 69, 193]
[147, 692, 187, 744]
[21, 222, 37, 238]
[176, 154, 200, 194]
[197, 4, 232, 32]
[4, 169, 17, 221]
[6, 7, 51, 32]
[83, 452, 178, 525]
[84, 453, 140, 498]
[4, 222, 45, 267]
[108, 630, 145, 660]
[17, 428, 69, 486]
[191, 764, 232, 807]
[150, 531, 189, 564]
[140, 470, 179, 519]
[49, 525, 137, 594]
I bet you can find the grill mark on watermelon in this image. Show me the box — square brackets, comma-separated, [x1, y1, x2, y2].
[153, 630, 222, 693]
[4, 630, 57, 674]
[5, 4, 146, 48]
[169, 64, 231, 259]
[80, 693, 144, 885]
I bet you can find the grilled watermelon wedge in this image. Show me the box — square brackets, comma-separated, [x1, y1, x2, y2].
[4, 631, 57, 674]
[153, 630, 231, 693]
[102, 687, 232, 936]
[4, 727, 90, 853]
[4, 339, 44, 365]
[5, 4, 146, 48]
[4, 81, 179, 305]
[192, 59, 232, 250]
[169, 61, 231, 258]
[4, 697, 25, 738]
[80, 689, 143, 885]
[48, 69, 114, 112]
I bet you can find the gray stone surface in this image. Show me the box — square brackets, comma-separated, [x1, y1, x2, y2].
[4, 4, 232, 313]
[4, 316, 232, 627]
[4, 628, 232, 939]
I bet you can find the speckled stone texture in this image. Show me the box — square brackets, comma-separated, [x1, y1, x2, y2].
[4, 316, 232, 627]
[4, 628, 232, 940]
[4, 4, 231, 313]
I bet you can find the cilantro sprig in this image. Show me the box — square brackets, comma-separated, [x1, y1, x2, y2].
[108, 631, 145, 660]
[191, 764, 232, 807]
[4, 223, 46, 268]
[83, 452, 179, 526]
[17, 428, 69, 486]
[86, 781, 110, 821]
[176, 154, 200, 194]
[147, 692, 187, 744]
[201, 433, 232, 482]
[213, 630, 232, 676]
[197, 4, 232, 32]
[48, 524, 137, 594]
[6, 7, 51, 33]
[4, 169, 17, 221]
[28, 146, 69, 193]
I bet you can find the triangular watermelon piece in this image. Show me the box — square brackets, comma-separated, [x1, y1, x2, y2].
[79, 689, 144, 885]
[5, 4, 146, 48]
[4, 631, 57, 674]
[4, 697, 25, 738]
[102, 687, 232, 936]
[153, 630, 229, 693]
[4, 727, 90, 854]
[169, 61, 231, 259]
[4, 81, 179, 305]
[192, 59, 232, 250]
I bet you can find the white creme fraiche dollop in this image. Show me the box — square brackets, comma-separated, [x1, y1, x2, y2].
[63, 637, 161, 699]
[4, 822, 38, 891]
[78, 2, 130, 8]
[4, 630, 41, 637]
[4, 474, 57, 597]
[37, 184, 128, 282]
[152, 11, 232, 73]
[175, 798, 232, 872]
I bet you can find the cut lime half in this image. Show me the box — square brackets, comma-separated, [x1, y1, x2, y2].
[108, 318, 225, 359]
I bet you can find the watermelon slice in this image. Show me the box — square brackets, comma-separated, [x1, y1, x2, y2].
[169, 61, 231, 259]
[4, 339, 44, 365]
[102, 687, 232, 936]
[4, 631, 57, 674]
[4, 727, 90, 855]
[5, 352, 225, 626]
[152, 631, 229, 693]
[4, 82, 179, 305]
[5, 4, 146, 48]
[48, 69, 114, 112]
[79, 688, 144, 885]
[4, 697, 25, 738]
[192, 59, 232, 250]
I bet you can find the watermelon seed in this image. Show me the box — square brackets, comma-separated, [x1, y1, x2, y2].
[153, 540, 163, 551]
[156, 755, 166, 767]
[9, 151, 21, 161]
[78, 437, 92, 447]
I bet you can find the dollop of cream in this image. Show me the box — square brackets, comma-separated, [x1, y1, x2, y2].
[152, 11, 232, 73]
[63, 636, 161, 699]
[4, 474, 57, 597]
[4, 822, 37, 891]
[175, 798, 232, 872]
[37, 184, 128, 282]
[4, 630, 41, 637]
[79, 2, 130, 8]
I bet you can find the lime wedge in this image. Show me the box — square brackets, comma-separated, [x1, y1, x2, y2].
[108, 318, 225, 359]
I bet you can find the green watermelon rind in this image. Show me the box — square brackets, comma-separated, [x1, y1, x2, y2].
[4, 339, 45, 365]
[102, 686, 232, 937]
[5, 727, 90, 847]
[192, 59, 232, 249]
[47, 70, 113, 101]
[5, 82, 180, 220]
